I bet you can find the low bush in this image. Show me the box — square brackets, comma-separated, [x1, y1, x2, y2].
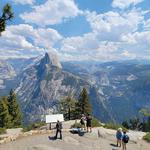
[22, 122, 46, 132]
[71, 122, 82, 128]
[0, 128, 6, 135]
[71, 117, 102, 128]
[104, 123, 128, 131]
[92, 118, 102, 127]
[143, 133, 150, 142]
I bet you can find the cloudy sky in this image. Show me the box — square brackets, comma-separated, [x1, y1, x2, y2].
[0, 0, 150, 61]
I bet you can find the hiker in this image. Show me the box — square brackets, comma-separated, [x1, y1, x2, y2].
[86, 114, 92, 132]
[122, 131, 129, 150]
[80, 114, 86, 130]
[55, 120, 62, 139]
[116, 128, 123, 147]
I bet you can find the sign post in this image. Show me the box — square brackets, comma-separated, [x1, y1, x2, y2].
[46, 114, 64, 130]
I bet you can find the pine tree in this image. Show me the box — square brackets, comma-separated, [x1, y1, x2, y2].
[59, 96, 76, 120]
[0, 3, 14, 35]
[74, 100, 82, 119]
[0, 97, 12, 128]
[77, 88, 92, 115]
[7, 89, 22, 127]
[122, 121, 129, 129]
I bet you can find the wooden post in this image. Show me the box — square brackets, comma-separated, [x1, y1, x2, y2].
[49, 123, 51, 130]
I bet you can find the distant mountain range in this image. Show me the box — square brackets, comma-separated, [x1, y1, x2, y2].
[0, 54, 150, 123]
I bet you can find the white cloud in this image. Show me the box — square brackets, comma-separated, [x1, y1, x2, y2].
[118, 31, 150, 59]
[1, 1, 149, 62]
[121, 50, 136, 59]
[59, 8, 149, 61]
[0, 24, 62, 59]
[121, 31, 150, 45]
[120, 31, 150, 59]
[12, 0, 35, 5]
[34, 28, 62, 48]
[20, 0, 81, 26]
[0, 30, 34, 51]
[8, 24, 62, 48]
[60, 33, 120, 61]
[144, 19, 150, 30]
[85, 9, 144, 41]
[112, 0, 144, 9]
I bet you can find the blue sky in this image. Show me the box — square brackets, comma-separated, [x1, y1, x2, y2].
[0, 0, 150, 61]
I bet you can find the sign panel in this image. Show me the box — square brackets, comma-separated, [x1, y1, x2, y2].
[46, 114, 64, 123]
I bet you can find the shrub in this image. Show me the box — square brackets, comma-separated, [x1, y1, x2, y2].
[71, 122, 82, 128]
[143, 133, 150, 142]
[104, 123, 128, 131]
[71, 118, 102, 128]
[22, 122, 46, 132]
[92, 118, 102, 127]
[0, 128, 6, 135]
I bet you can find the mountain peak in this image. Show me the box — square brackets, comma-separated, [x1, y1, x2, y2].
[43, 52, 62, 69]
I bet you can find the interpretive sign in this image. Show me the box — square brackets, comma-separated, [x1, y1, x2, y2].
[46, 114, 64, 123]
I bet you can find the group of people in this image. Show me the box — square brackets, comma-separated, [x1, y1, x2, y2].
[116, 128, 129, 150]
[80, 113, 92, 132]
[54, 114, 93, 139]
[54, 117, 129, 150]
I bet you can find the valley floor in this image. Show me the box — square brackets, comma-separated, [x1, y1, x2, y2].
[0, 128, 149, 150]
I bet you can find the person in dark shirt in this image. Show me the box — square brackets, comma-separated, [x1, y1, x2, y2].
[122, 131, 129, 150]
[55, 120, 62, 139]
[80, 114, 86, 131]
[86, 114, 92, 132]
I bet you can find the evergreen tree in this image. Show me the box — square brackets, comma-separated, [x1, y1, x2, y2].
[0, 97, 12, 128]
[122, 121, 129, 129]
[139, 108, 150, 132]
[77, 88, 92, 115]
[74, 100, 82, 119]
[59, 96, 76, 120]
[7, 89, 22, 127]
[129, 117, 140, 130]
[0, 3, 14, 35]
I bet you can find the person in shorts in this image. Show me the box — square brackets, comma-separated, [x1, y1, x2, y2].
[86, 114, 92, 132]
[116, 128, 123, 147]
[80, 114, 86, 130]
[122, 131, 129, 150]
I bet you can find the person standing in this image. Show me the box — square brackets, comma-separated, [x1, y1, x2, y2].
[116, 128, 123, 147]
[122, 131, 129, 150]
[86, 114, 92, 132]
[80, 114, 86, 130]
[55, 120, 62, 139]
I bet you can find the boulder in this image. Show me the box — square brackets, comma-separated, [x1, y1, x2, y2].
[6, 128, 23, 136]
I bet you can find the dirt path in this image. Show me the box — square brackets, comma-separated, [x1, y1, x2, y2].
[0, 130, 149, 150]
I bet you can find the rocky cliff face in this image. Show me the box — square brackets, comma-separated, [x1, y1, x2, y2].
[2, 55, 150, 123]
[16, 53, 110, 123]
[0, 60, 16, 90]
[62, 61, 150, 123]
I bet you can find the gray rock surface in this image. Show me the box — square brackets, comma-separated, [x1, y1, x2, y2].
[29, 144, 61, 150]
[0, 127, 149, 150]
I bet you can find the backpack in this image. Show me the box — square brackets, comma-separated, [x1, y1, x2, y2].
[123, 135, 129, 143]
[80, 118, 84, 124]
[56, 122, 62, 130]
